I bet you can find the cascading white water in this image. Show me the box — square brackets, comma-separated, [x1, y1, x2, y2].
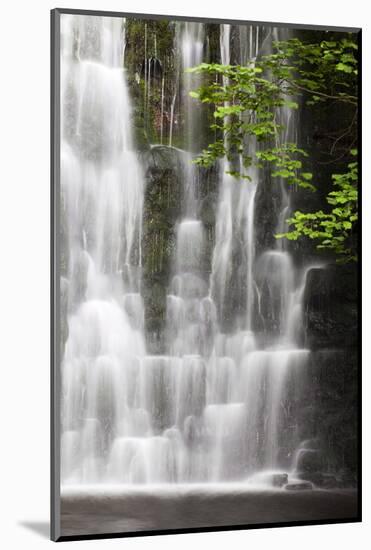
[210, 25, 233, 315]
[61, 16, 315, 488]
[60, 14, 146, 484]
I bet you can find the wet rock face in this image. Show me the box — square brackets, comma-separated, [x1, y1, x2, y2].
[298, 264, 358, 481]
[141, 147, 216, 352]
[142, 148, 182, 353]
[294, 349, 358, 481]
[140, 57, 163, 81]
[253, 169, 282, 257]
[303, 263, 358, 350]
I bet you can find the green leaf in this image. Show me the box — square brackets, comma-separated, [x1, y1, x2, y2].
[302, 172, 313, 180]
[336, 62, 353, 73]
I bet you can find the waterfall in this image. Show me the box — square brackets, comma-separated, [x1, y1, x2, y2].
[60, 14, 146, 484]
[209, 25, 233, 317]
[181, 22, 204, 152]
[160, 75, 165, 144]
[168, 92, 176, 147]
[60, 16, 315, 488]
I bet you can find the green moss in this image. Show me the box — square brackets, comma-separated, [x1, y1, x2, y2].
[141, 148, 183, 349]
[125, 19, 177, 146]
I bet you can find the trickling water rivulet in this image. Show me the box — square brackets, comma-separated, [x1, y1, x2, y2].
[60, 15, 320, 487]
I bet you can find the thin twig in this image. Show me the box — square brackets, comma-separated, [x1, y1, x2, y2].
[330, 109, 358, 155]
[285, 79, 357, 104]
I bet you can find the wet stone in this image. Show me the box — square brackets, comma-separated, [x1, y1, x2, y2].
[285, 481, 313, 491]
[296, 449, 324, 474]
[272, 473, 289, 488]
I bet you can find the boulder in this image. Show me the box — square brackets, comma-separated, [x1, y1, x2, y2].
[272, 473, 289, 488]
[297, 472, 338, 488]
[144, 145, 184, 173]
[296, 448, 324, 474]
[285, 481, 313, 491]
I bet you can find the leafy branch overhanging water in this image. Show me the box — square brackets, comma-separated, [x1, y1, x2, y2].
[188, 36, 358, 262]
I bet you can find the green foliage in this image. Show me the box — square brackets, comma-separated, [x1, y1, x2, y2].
[189, 34, 358, 261]
[277, 154, 358, 261]
[256, 145, 315, 190]
[188, 62, 312, 189]
[261, 37, 358, 106]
